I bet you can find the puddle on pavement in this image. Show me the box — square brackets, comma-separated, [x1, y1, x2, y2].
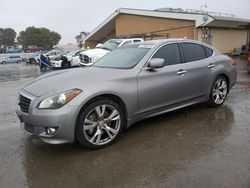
[0, 64, 41, 82]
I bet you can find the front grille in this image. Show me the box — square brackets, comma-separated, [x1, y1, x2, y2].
[19, 94, 31, 113]
[79, 54, 83, 61]
[83, 55, 91, 63]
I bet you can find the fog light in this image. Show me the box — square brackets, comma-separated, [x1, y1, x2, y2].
[46, 127, 57, 135]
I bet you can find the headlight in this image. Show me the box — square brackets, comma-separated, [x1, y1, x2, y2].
[67, 56, 72, 62]
[38, 89, 82, 109]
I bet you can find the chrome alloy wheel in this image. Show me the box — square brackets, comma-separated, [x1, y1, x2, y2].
[212, 78, 228, 105]
[83, 105, 121, 145]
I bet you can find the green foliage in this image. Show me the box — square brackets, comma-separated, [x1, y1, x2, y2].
[17, 27, 61, 49]
[75, 31, 89, 48]
[0, 28, 17, 47]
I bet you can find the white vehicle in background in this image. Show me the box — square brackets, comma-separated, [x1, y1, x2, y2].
[27, 50, 64, 64]
[51, 49, 86, 69]
[46, 50, 65, 60]
[79, 38, 143, 66]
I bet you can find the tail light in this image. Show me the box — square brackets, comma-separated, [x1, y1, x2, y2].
[232, 59, 237, 66]
[248, 55, 250, 64]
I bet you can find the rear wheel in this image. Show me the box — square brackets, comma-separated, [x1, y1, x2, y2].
[76, 99, 124, 149]
[1, 61, 6, 64]
[208, 76, 228, 107]
[17, 60, 21, 63]
[30, 58, 36, 64]
[247, 63, 250, 74]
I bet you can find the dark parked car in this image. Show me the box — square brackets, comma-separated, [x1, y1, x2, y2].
[247, 54, 250, 74]
[17, 39, 237, 149]
[0, 47, 6, 53]
[6, 47, 22, 53]
[25, 46, 45, 53]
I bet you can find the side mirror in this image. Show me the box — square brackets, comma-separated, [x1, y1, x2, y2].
[96, 43, 102, 48]
[148, 58, 164, 69]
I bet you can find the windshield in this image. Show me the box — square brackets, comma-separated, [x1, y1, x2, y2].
[93, 47, 150, 69]
[98, 39, 122, 51]
[66, 51, 76, 56]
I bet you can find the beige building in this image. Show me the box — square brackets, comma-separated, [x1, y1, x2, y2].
[84, 8, 250, 54]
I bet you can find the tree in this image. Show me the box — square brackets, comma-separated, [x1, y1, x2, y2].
[17, 27, 61, 49]
[0, 28, 16, 47]
[75, 31, 89, 48]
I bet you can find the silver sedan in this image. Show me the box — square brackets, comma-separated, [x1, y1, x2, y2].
[16, 39, 237, 149]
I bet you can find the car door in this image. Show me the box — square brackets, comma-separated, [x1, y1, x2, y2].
[180, 42, 213, 100]
[8, 56, 14, 63]
[138, 43, 188, 114]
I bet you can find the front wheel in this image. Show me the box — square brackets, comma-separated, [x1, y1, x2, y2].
[207, 76, 228, 107]
[76, 99, 124, 149]
[1, 61, 6, 64]
[62, 61, 70, 69]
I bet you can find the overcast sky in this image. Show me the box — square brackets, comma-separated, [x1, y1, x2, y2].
[0, 0, 249, 44]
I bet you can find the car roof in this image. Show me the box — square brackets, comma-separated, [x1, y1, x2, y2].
[9, 55, 20, 57]
[126, 38, 216, 50]
[109, 38, 143, 42]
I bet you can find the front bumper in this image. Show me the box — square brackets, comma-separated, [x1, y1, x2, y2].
[79, 62, 93, 67]
[16, 90, 79, 144]
[51, 60, 62, 68]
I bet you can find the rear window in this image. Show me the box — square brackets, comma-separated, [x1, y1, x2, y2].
[204, 47, 214, 57]
[133, 40, 142, 42]
[182, 43, 207, 62]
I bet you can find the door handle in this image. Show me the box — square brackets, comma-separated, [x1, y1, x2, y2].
[208, 63, 215, 68]
[177, 69, 187, 75]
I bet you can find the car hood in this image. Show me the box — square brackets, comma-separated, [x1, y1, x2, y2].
[81, 48, 109, 58]
[23, 67, 130, 97]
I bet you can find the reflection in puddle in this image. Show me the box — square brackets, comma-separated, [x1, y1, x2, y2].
[0, 64, 41, 82]
[23, 105, 234, 187]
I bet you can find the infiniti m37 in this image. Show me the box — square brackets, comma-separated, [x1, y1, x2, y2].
[16, 39, 237, 149]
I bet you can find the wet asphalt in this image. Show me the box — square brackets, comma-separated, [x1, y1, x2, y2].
[0, 59, 250, 188]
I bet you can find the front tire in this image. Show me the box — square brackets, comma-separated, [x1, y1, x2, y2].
[208, 76, 228, 107]
[76, 99, 124, 149]
[1, 61, 6, 64]
[62, 61, 70, 69]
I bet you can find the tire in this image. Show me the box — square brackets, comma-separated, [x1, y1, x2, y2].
[29, 58, 35, 64]
[62, 61, 70, 69]
[247, 63, 250, 74]
[76, 99, 124, 149]
[17, 60, 21, 63]
[207, 76, 228, 107]
[1, 61, 6, 64]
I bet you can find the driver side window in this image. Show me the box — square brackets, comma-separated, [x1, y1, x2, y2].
[152, 43, 181, 66]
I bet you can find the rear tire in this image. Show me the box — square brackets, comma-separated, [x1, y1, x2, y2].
[247, 63, 250, 74]
[17, 60, 21, 63]
[76, 99, 124, 149]
[207, 76, 228, 107]
[1, 61, 6, 64]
